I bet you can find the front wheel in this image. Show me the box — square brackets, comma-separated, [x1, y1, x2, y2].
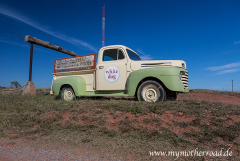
[61, 86, 76, 101]
[137, 80, 166, 102]
[167, 92, 178, 101]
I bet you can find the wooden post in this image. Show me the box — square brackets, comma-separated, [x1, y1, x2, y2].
[24, 35, 78, 56]
[23, 43, 36, 96]
[29, 43, 33, 82]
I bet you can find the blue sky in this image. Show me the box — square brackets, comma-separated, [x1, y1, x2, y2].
[0, 0, 240, 91]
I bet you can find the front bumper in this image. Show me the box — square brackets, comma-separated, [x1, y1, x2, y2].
[183, 87, 189, 93]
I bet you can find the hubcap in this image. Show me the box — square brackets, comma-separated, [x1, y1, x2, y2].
[64, 89, 73, 101]
[142, 85, 159, 102]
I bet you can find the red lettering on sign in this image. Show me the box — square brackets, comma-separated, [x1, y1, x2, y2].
[105, 66, 120, 82]
[108, 74, 116, 80]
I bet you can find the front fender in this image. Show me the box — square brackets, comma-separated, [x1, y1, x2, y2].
[127, 67, 187, 96]
[52, 76, 86, 96]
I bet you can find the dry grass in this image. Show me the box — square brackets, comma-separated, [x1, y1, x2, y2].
[0, 89, 239, 160]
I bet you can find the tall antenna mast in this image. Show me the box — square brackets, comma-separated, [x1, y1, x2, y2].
[102, 4, 105, 47]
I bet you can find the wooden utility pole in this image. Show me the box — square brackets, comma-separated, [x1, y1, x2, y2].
[24, 35, 78, 56]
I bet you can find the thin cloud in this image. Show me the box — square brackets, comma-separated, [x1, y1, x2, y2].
[0, 37, 68, 54]
[0, 5, 97, 52]
[207, 62, 240, 71]
[140, 55, 153, 60]
[234, 41, 240, 45]
[136, 49, 153, 60]
[70, 38, 97, 52]
[216, 69, 240, 75]
[0, 39, 28, 47]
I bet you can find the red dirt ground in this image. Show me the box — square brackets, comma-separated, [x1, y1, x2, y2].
[177, 92, 240, 106]
[37, 91, 239, 159]
[1, 91, 240, 160]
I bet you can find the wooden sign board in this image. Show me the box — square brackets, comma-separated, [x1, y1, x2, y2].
[54, 54, 96, 73]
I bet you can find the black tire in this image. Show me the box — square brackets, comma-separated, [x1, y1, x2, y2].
[167, 92, 178, 101]
[61, 85, 76, 101]
[137, 80, 166, 102]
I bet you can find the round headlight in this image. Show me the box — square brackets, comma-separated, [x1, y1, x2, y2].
[182, 63, 185, 69]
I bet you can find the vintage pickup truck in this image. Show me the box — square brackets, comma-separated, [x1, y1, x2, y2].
[51, 45, 189, 102]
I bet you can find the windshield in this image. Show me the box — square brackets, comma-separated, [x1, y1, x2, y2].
[126, 49, 141, 61]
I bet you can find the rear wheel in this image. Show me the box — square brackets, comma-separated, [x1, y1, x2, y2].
[137, 80, 166, 102]
[61, 86, 76, 101]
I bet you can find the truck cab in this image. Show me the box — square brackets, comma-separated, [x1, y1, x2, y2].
[51, 45, 189, 102]
[96, 45, 138, 91]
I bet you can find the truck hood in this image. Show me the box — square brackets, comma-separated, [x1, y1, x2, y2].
[130, 60, 186, 71]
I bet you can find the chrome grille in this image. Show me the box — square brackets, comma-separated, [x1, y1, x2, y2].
[181, 72, 188, 88]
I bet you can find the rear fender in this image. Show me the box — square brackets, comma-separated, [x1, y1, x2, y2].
[52, 76, 86, 96]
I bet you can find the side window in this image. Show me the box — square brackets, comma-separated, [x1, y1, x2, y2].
[103, 55, 114, 61]
[118, 50, 125, 60]
[103, 49, 125, 61]
[126, 49, 141, 60]
[103, 49, 118, 61]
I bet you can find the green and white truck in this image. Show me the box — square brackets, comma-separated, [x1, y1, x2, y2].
[50, 45, 189, 102]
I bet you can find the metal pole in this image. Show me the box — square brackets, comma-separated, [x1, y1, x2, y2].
[232, 80, 233, 92]
[29, 43, 33, 82]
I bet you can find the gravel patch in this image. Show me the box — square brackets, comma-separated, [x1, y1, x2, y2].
[0, 143, 123, 161]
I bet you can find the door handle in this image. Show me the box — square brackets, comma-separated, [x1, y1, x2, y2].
[99, 66, 104, 69]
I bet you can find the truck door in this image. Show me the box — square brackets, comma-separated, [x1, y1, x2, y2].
[96, 48, 127, 90]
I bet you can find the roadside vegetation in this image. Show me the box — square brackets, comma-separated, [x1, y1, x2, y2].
[10, 81, 22, 89]
[191, 89, 240, 97]
[0, 89, 239, 160]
